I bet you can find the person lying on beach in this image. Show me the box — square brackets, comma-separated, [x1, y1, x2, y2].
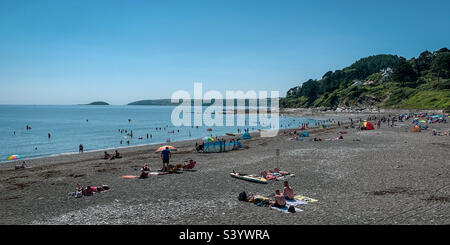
[69, 184, 109, 197]
[183, 159, 197, 169]
[15, 161, 30, 170]
[168, 164, 183, 172]
[260, 168, 290, 179]
[269, 190, 286, 208]
[273, 168, 289, 176]
[282, 181, 294, 200]
[326, 136, 344, 141]
[139, 164, 151, 179]
[82, 185, 110, 196]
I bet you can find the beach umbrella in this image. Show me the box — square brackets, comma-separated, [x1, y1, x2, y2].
[8, 155, 22, 160]
[202, 136, 215, 142]
[155, 145, 177, 153]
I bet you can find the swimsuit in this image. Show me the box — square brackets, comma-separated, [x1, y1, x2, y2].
[274, 202, 286, 208]
[284, 196, 294, 201]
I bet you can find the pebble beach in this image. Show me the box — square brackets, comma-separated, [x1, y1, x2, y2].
[0, 111, 449, 225]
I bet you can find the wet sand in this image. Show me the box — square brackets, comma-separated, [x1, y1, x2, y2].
[0, 111, 449, 225]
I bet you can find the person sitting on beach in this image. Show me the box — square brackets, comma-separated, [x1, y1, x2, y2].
[114, 150, 122, 159]
[139, 164, 151, 179]
[282, 181, 294, 200]
[269, 190, 286, 208]
[103, 151, 111, 159]
[67, 183, 84, 198]
[260, 170, 268, 178]
[196, 143, 204, 152]
[15, 161, 29, 170]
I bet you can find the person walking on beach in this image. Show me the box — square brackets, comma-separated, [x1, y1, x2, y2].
[79, 144, 84, 153]
[160, 147, 172, 172]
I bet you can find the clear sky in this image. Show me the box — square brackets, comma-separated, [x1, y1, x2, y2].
[0, 0, 449, 105]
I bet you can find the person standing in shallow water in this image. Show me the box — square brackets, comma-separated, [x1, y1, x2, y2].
[79, 144, 83, 153]
[48, 133, 51, 139]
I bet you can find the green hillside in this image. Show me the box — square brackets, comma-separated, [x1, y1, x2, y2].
[280, 48, 450, 110]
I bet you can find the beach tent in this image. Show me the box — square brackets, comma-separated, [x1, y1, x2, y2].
[301, 131, 309, 137]
[363, 121, 375, 130]
[410, 125, 421, 132]
[242, 132, 251, 140]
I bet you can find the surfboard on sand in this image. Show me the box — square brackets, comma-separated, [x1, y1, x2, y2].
[230, 172, 267, 184]
[149, 171, 169, 176]
[121, 175, 138, 179]
[225, 133, 236, 136]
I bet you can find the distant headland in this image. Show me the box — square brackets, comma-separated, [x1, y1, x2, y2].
[85, 101, 110, 105]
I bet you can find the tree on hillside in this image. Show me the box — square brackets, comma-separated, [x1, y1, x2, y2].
[435, 48, 450, 54]
[431, 51, 450, 79]
[412, 50, 434, 75]
[392, 58, 418, 86]
[300, 79, 320, 105]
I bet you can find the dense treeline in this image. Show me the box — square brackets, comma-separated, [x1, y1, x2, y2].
[281, 48, 450, 110]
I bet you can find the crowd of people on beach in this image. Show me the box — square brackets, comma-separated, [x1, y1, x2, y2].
[11, 111, 449, 218]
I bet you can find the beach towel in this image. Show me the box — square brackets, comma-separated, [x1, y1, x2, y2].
[267, 195, 307, 213]
[121, 175, 138, 179]
[271, 205, 303, 213]
[325, 137, 342, 141]
[286, 198, 307, 206]
[294, 195, 318, 203]
[268, 173, 295, 181]
[149, 171, 168, 175]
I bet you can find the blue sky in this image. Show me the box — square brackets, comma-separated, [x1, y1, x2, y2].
[0, 0, 449, 105]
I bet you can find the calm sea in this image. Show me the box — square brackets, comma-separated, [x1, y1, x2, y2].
[0, 105, 320, 162]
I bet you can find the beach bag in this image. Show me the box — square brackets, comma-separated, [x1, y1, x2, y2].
[238, 191, 247, 202]
[288, 205, 296, 213]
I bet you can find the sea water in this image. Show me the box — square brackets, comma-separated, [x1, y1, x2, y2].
[0, 105, 320, 161]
